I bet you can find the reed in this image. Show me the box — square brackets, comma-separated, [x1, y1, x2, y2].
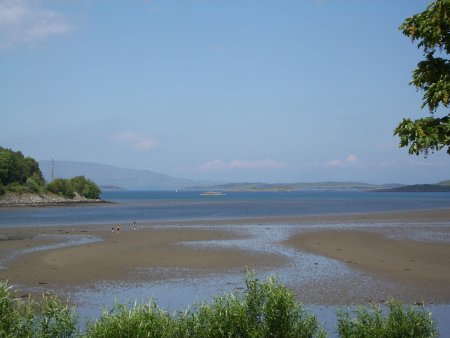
[86, 273, 325, 338]
[85, 302, 176, 338]
[175, 273, 326, 338]
[0, 278, 440, 337]
[0, 280, 77, 337]
[337, 299, 438, 338]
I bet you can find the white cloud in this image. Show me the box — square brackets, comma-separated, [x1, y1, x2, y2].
[198, 159, 227, 171]
[346, 154, 358, 163]
[0, 0, 70, 48]
[327, 154, 359, 167]
[116, 132, 158, 152]
[327, 159, 343, 167]
[199, 158, 286, 172]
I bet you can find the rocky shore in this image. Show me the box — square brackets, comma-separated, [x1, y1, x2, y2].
[0, 192, 108, 207]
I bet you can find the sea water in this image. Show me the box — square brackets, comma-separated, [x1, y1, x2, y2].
[1, 190, 450, 335]
[1, 190, 450, 227]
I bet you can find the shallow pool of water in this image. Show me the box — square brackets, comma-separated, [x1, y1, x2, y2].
[56, 222, 450, 336]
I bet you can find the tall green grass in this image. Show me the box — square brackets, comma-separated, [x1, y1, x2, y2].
[337, 299, 438, 338]
[0, 280, 77, 337]
[86, 274, 326, 338]
[0, 276, 440, 337]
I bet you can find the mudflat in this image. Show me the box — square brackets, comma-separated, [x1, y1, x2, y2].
[285, 228, 450, 289]
[0, 226, 286, 287]
[1, 209, 450, 304]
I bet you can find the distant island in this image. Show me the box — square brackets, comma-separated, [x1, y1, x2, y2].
[190, 182, 404, 192]
[37, 159, 450, 193]
[375, 182, 450, 192]
[3, 150, 449, 202]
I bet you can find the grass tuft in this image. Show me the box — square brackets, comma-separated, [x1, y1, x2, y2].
[337, 299, 438, 338]
[0, 277, 440, 337]
[0, 280, 77, 337]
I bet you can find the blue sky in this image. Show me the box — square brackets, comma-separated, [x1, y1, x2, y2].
[1, 0, 449, 184]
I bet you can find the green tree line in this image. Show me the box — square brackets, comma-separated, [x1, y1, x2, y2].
[0, 147, 100, 199]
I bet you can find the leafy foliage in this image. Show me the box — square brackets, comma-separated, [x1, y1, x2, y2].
[0, 147, 44, 187]
[337, 299, 438, 338]
[85, 302, 176, 338]
[45, 176, 101, 199]
[0, 281, 78, 337]
[0, 278, 440, 337]
[0, 146, 101, 199]
[46, 178, 76, 199]
[70, 176, 101, 199]
[86, 273, 326, 338]
[395, 0, 450, 156]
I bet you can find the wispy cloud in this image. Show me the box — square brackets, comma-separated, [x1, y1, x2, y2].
[116, 132, 158, 152]
[199, 158, 286, 172]
[0, 0, 71, 49]
[327, 154, 359, 167]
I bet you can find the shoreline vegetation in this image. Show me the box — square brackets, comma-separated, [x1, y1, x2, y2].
[0, 147, 102, 207]
[0, 275, 438, 337]
[0, 191, 108, 208]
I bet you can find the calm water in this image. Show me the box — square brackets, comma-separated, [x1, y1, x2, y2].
[1, 190, 450, 227]
[2, 190, 450, 335]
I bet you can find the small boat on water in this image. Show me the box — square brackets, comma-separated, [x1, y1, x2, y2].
[200, 191, 227, 196]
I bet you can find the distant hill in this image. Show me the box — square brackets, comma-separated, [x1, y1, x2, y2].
[39, 161, 204, 190]
[190, 181, 403, 191]
[377, 184, 450, 192]
[38, 160, 445, 192]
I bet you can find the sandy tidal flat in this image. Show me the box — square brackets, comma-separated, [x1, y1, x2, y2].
[285, 227, 450, 302]
[1, 209, 450, 306]
[0, 226, 286, 287]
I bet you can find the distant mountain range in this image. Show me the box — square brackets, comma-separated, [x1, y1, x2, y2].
[38, 160, 450, 192]
[39, 160, 211, 190]
[189, 182, 404, 191]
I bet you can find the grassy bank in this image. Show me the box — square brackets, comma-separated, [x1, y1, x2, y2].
[0, 275, 437, 337]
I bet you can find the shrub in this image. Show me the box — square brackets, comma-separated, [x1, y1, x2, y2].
[0, 278, 440, 338]
[86, 302, 176, 338]
[46, 178, 75, 199]
[175, 273, 325, 338]
[26, 178, 41, 193]
[337, 299, 438, 338]
[70, 176, 101, 199]
[0, 281, 78, 337]
[7, 182, 29, 194]
[86, 274, 325, 338]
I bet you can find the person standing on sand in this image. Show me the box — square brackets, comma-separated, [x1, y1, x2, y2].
[133, 221, 136, 230]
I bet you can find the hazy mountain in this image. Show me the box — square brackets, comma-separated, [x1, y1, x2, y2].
[39, 160, 203, 190]
[376, 183, 450, 192]
[188, 181, 405, 191]
[38, 160, 424, 192]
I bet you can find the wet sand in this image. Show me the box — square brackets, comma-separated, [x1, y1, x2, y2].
[286, 228, 450, 287]
[1, 208, 450, 304]
[285, 226, 450, 302]
[0, 226, 286, 287]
